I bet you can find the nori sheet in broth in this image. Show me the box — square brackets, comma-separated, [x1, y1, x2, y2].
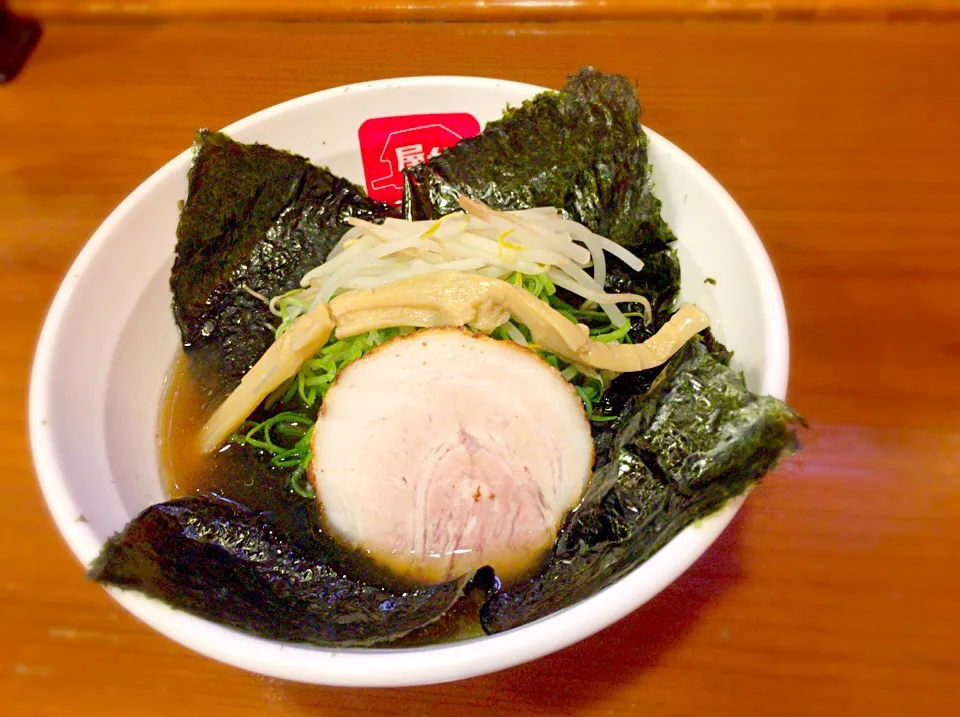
[479, 340, 803, 633]
[89, 497, 473, 647]
[403, 66, 681, 341]
[171, 130, 398, 395]
[403, 67, 674, 252]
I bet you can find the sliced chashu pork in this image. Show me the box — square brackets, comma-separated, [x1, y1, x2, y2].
[309, 328, 594, 584]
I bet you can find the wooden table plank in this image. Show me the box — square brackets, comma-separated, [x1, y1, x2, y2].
[11, 0, 960, 21]
[2, 19, 959, 717]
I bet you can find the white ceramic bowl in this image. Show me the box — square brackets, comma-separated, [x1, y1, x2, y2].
[29, 76, 788, 686]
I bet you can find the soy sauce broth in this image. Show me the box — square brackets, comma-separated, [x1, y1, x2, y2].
[158, 351, 488, 645]
[159, 352, 313, 540]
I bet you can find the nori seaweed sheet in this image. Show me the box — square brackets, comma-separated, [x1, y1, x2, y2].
[479, 340, 802, 633]
[89, 497, 471, 647]
[403, 66, 682, 343]
[403, 67, 674, 252]
[171, 130, 398, 395]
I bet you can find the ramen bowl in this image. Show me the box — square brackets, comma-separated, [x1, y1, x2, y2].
[29, 76, 789, 687]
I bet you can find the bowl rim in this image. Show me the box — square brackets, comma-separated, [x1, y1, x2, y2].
[29, 74, 789, 686]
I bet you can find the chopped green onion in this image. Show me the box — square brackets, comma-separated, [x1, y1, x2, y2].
[541, 273, 557, 296]
[231, 411, 315, 495]
[591, 320, 632, 343]
[290, 466, 315, 499]
[574, 385, 595, 415]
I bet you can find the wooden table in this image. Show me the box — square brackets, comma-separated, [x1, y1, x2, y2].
[2, 18, 959, 717]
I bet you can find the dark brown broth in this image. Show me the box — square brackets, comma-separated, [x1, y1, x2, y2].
[160, 352, 312, 540]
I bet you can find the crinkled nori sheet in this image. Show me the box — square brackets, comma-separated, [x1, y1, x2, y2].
[89, 497, 472, 646]
[480, 340, 802, 633]
[171, 130, 397, 395]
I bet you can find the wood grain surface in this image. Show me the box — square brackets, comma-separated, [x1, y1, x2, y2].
[2, 19, 959, 717]
[10, 0, 960, 21]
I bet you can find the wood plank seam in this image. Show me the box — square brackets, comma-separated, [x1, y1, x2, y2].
[10, 1, 960, 23]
